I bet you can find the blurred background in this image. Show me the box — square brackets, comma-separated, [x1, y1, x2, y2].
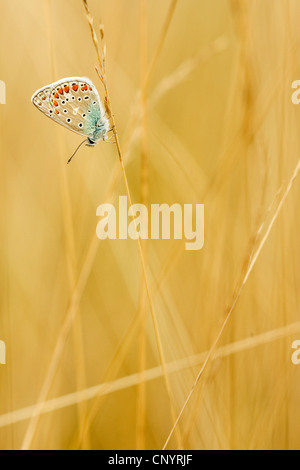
[0, 0, 300, 450]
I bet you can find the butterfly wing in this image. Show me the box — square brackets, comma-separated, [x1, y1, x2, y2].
[31, 85, 53, 117]
[31, 77, 109, 142]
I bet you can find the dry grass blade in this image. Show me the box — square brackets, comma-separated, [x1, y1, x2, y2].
[81, 0, 182, 447]
[163, 158, 300, 449]
[144, 0, 178, 90]
[2, 318, 300, 430]
[149, 36, 228, 107]
[18, 0, 182, 451]
[82, 0, 104, 78]
[2, 0, 299, 451]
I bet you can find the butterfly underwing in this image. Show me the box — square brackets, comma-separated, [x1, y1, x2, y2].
[31, 76, 110, 146]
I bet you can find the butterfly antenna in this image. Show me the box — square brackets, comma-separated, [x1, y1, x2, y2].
[67, 138, 89, 164]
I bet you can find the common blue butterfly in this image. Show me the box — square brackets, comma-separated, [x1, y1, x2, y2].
[31, 77, 110, 163]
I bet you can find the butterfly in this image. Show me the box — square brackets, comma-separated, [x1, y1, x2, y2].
[31, 77, 110, 163]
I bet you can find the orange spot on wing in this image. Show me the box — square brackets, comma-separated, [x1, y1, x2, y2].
[53, 100, 58, 107]
[54, 93, 59, 98]
[72, 84, 79, 91]
[55, 109, 59, 114]
[64, 86, 70, 93]
[81, 85, 88, 91]
[42, 96, 46, 100]
[58, 88, 64, 95]
[89, 87, 92, 91]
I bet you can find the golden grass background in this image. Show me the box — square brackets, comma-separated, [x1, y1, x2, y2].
[0, 0, 300, 450]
